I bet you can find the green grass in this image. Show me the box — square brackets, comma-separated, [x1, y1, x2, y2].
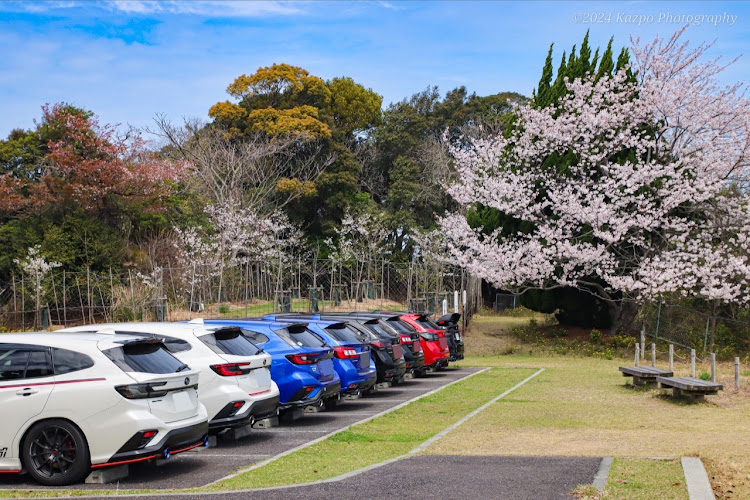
[206, 367, 534, 490]
[604, 458, 687, 499]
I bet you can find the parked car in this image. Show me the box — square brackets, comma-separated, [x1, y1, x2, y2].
[263, 315, 377, 400]
[204, 319, 341, 413]
[378, 311, 450, 370]
[344, 312, 426, 377]
[60, 320, 280, 434]
[435, 313, 465, 361]
[313, 313, 407, 385]
[0, 332, 208, 486]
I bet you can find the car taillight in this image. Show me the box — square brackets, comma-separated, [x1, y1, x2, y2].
[211, 363, 252, 376]
[115, 382, 169, 399]
[370, 341, 386, 349]
[333, 346, 358, 359]
[286, 353, 316, 365]
[400, 335, 412, 344]
[420, 333, 439, 342]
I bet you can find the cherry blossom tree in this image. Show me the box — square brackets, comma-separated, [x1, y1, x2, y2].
[439, 28, 750, 333]
[14, 245, 61, 327]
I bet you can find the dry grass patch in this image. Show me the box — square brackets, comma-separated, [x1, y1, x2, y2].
[425, 315, 750, 498]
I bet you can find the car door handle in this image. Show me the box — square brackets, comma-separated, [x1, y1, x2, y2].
[16, 388, 39, 396]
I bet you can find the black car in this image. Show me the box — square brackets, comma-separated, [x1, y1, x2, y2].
[435, 313, 465, 361]
[346, 312, 426, 377]
[315, 313, 408, 385]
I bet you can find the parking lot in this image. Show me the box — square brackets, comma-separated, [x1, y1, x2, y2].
[0, 367, 480, 492]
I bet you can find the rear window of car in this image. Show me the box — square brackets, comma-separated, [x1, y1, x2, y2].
[324, 324, 363, 343]
[274, 326, 327, 348]
[365, 321, 396, 339]
[104, 341, 185, 374]
[52, 348, 94, 375]
[201, 329, 262, 356]
[387, 320, 416, 335]
[0, 347, 53, 380]
[241, 329, 270, 345]
[415, 317, 439, 329]
[346, 322, 377, 341]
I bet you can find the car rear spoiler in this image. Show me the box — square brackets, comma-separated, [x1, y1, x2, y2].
[436, 313, 461, 327]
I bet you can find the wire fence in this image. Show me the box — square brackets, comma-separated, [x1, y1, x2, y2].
[0, 258, 482, 332]
[634, 301, 750, 359]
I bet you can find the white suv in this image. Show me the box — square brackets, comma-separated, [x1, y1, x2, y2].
[61, 320, 279, 434]
[0, 332, 209, 485]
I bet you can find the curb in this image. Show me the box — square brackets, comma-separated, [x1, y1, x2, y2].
[682, 457, 715, 500]
[592, 457, 613, 491]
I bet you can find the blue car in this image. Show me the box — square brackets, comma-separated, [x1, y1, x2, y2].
[205, 319, 341, 412]
[263, 315, 377, 398]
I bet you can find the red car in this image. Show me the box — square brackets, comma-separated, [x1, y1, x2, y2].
[380, 312, 450, 370]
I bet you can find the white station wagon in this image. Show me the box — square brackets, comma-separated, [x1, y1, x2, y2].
[61, 320, 279, 434]
[0, 332, 209, 485]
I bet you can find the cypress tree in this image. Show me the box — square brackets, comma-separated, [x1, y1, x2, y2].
[535, 44, 554, 107]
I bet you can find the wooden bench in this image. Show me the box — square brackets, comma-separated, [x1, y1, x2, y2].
[656, 376, 723, 402]
[619, 366, 673, 386]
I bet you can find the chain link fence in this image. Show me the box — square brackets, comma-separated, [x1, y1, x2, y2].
[0, 258, 482, 332]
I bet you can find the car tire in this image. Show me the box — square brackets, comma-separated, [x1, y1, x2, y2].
[22, 419, 90, 486]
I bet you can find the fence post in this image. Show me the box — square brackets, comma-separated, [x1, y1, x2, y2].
[63, 273, 67, 326]
[634, 344, 640, 367]
[655, 299, 662, 337]
[454, 291, 459, 314]
[442, 299, 448, 316]
[690, 349, 696, 378]
[710, 353, 716, 383]
[735, 357, 741, 389]
[651, 343, 656, 367]
[640, 325, 645, 360]
[669, 344, 674, 372]
[86, 265, 93, 324]
[703, 316, 710, 352]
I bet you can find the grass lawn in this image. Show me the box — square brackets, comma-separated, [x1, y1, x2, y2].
[423, 313, 750, 498]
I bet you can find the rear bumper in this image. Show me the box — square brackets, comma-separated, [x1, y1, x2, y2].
[98, 421, 208, 468]
[281, 380, 341, 409]
[208, 394, 280, 432]
[343, 373, 377, 394]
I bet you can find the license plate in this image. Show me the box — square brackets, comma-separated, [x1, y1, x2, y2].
[359, 352, 369, 368]
[172, 390, 191, 412]
[439, 338, 448, 349]
[392, 344, 402, 359]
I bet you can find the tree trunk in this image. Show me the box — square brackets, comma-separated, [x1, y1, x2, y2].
[606, 300, 639, 335]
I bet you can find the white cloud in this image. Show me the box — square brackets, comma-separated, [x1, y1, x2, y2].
[106, 1, 304, 17]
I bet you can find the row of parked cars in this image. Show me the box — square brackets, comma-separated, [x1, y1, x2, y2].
[0, 310, 464, 486]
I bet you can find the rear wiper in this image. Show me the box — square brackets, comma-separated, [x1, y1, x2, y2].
[256, 348, 265, 355]
[175, 364, 190, 372]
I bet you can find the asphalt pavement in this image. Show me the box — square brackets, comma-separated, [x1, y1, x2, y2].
[0, 367, 480, 492]
[123, 455, 603, 500]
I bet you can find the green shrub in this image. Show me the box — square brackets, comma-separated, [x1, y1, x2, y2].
[547, 325, 568, 338]
[590, 329, 602, 344]
[219, 304, 230, 314]
[699, 371, 711, 381]
[610, 334, 636, 349]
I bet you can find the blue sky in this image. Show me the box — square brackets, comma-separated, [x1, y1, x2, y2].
[1, 0, 749, 137]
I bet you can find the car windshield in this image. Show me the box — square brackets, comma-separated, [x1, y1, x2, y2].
[364, 321, 396, 340]
[346, 322, 377, 341]
[415, 316, 439, 329]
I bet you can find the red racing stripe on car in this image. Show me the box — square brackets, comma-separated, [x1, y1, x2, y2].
[248, 388, 272, 396]
[0, 378, 106, 390]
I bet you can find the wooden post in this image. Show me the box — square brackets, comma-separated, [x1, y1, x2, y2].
[634, 344, 640, 367]
[651, 343, 656, 367]
[454, 291, 459, 314]
[86, 266, 93, 324]
[21, 277, 25, 331]
[640, 325, 646, 360]
[669, 344, 674, 372]
[690, 349, 696, 378]
[710, 353, 716, 383]
[735, 357, 741, 389]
